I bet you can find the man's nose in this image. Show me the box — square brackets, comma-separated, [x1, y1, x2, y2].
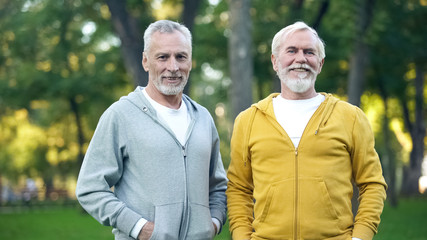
[295, 50, 307, 63]
[167, 58, 179, 71]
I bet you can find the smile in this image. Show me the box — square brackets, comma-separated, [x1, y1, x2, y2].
[290, 68, 309, 72]
[163, 76, 182, 81]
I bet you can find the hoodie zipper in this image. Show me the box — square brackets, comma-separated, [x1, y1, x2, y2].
[179, 144, 189, 239]
[253, 93, 337, 239]
[179, 116, 196, 239]
[294, 148, 299, 240]
[137, 96, 196, 239]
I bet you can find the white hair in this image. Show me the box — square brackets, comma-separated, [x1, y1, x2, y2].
[271, 21, 325, 59]
[143, 20, 192, 54]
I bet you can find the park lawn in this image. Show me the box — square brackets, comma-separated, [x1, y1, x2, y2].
[0, 197, 426, 240]
[375, 197, 427, 240]
[0, 205, 231, 240]
[0, 206, 112, 240]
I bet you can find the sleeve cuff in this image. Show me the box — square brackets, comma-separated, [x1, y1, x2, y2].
[130, 218, 148, 239]
[353, 223, 375, 240]
[212, 217, 221, 235]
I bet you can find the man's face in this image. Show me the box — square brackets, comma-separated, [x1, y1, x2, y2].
[272, 30, 324, 94]
[142, 31, 192, 96]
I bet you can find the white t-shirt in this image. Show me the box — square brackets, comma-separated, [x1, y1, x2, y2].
[272, 94, 325, 148]
[142, 89, 190, 146]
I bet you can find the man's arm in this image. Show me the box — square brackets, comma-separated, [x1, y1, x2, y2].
[208, 118, 228, 233]
[350, 107, 387, 240]
[76, 108, 142, 236]
[226, 111, 256, 240]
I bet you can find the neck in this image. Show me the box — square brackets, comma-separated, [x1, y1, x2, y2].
[145, 84, 183, 109]
[280, 88, 317, 100]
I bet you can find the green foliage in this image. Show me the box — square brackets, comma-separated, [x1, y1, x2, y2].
[0, 0, 132, 180]
[368, 0, 427, 98]
[0, 0, 426, 196]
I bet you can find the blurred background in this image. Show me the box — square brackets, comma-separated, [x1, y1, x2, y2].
[0, 0, 426, 239]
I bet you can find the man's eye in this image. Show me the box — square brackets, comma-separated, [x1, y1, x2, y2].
[177, 55, 187, 60]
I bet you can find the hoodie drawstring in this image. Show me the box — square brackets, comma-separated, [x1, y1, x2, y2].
[315, 94, 338, 135]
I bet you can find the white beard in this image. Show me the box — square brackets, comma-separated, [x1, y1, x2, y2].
[278, 63, 317, 93]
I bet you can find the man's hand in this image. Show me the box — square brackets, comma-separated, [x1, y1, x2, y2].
[138, 221, 154, 240]
[212, 222, 218, 235]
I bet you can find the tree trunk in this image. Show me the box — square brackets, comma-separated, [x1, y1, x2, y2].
[401, 64, 425, 195]
[347, 0, 375, 106]
[182, 0, 200, 34]
[312, 0, 330, 30]
[0, 175, 2, 205]
[106, 0, 148, 87]
[228, 0, 253, 120]
[182, 0, 201, 96]
[288, 0, 304, 23]
[377, 75, 398, 206]
[70, 98, 85, 172]
[347, 0, 376, 216]
[381, 97, 398, 207]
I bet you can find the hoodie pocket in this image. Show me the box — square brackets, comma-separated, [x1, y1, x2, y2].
[253, 179, 293, 239]
[299, 177, 341, 238]
[149, 202, 183, 240]
[185, 203, 215, 240]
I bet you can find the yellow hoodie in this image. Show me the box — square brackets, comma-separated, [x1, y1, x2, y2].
[226, 93, 387, 240]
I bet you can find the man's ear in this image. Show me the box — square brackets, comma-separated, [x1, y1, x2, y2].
[271, 54, 278, 72]
[142, 52, 149, 72]
[318, 58, 325, 74]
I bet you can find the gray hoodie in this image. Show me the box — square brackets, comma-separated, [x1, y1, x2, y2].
[76, 87, 228, 240]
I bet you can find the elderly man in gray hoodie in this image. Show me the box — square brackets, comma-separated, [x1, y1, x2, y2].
[76, 20, 228, 240]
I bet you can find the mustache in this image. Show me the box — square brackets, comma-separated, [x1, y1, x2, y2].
[286, 64, 316, 73]
[162, 73, 183, 78]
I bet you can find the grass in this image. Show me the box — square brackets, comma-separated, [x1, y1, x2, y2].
[0, 204, 231, 240]
[0, 197, 426, 240]
[375, 197, 427, 240]
[0, 206, 111, 239]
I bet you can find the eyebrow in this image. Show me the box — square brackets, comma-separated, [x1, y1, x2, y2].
[155, 51, 189, 57]
[286, 46, 317, 52]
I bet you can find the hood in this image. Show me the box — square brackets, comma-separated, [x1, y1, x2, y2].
[252, 92, 339, 135]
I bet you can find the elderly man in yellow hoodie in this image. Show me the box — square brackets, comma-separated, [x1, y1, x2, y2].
[226, 21, 387, 240]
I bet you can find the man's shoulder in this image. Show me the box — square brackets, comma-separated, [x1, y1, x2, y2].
[333, 98, 362, 113]
[236, 93, 277, 120]
[100, 91, 141, 118]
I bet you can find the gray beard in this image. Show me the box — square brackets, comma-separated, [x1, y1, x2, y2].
[154, 78, 187, 96]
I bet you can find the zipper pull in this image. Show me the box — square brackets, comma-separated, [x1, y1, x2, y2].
[182, 146, 186, 157]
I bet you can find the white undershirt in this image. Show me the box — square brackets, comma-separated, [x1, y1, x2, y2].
[142, 89, 190, 146]
[273, 94, 325, 148]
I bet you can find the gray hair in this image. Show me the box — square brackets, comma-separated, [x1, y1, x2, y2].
[271, 21, 325, 59]
[143, 20, 192, 54]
